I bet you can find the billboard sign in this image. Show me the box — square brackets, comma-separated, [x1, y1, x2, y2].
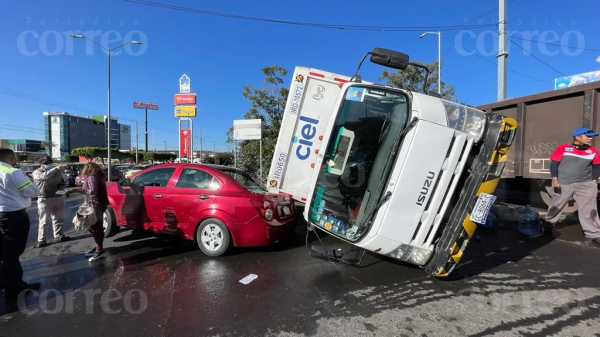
[174, 94, 196, 105]
[555, 70, 600, 90]
[179, 74, 191, 94]
[180, 129, 191, 157]
[174, 106, 197, 117]
[133, 101, 159, 110]
[233, 119, 262, 140]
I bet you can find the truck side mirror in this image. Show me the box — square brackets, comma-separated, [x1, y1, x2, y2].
[369, 48, 409, 70]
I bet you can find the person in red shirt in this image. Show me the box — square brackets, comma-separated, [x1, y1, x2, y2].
[546, 127, 600, 244]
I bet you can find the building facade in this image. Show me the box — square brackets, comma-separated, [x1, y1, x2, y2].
[44, 112, 131, 159]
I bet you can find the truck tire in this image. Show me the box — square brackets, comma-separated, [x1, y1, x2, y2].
[104, 206, 120, 238]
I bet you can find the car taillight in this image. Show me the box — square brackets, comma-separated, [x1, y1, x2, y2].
[251, 199, 273, 220]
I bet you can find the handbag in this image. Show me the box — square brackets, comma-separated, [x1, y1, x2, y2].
[72, 191, 97, 232]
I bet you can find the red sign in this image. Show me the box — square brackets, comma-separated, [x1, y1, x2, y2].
[180, 129, 191, 157]
[174, 94, 196, 105]
[133, 101, 159, 110]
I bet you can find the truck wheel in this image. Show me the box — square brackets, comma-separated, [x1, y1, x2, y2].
[540, 185, 578, 214]
[103, 206, 120, 238]
[196, 219, 231, 257]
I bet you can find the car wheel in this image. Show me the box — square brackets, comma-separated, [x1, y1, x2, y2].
[196, 218, 231, 257]
[104, 206, 119, 238]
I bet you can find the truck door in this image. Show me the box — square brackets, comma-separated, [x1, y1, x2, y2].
[268, 67, 354, 202]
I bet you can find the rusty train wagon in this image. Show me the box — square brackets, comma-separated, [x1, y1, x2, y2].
[478, 81, 600, 213]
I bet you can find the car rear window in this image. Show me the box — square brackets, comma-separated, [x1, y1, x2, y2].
[217, 168, 267, 194]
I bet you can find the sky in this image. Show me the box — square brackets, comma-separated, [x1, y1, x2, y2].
[1, 0, 599, 151]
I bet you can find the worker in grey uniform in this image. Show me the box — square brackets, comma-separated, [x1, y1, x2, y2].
[32, 156, 71, 248]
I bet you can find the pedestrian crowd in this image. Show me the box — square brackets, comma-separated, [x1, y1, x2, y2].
[0, 149, 108, 298]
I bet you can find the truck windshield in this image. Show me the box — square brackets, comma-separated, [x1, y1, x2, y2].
[309, 86, 409, 242]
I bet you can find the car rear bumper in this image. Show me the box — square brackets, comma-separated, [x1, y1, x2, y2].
[233, 216, 297, 247]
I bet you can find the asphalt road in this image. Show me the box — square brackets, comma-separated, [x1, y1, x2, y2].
[2, 202, 600, 336]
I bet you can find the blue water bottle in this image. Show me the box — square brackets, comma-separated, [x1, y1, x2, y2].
[518, 205, 540, 236]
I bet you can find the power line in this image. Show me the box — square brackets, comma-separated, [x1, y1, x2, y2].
[510, 36, 600, 52]
[0, 87, 102, 116]
[443, 37, 553, 84]
[463, 0, 517, 25]
[3, 124, 45, 131]
[509, 39, 566, 76]
[0, 126, 45, 134]
[124, 0, 496, 32]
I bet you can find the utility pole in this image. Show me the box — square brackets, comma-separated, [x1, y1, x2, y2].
[145, 109, 148, 152]
[497, 0, 508, 101]
[135, 121, 139, 164]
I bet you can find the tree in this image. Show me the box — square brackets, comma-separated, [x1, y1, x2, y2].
[154, 152, 177, 162]
[226, 65, 289, 181]
[379, 61, 456, 101]
[214, 152, 234, 166]
[143, 152, 155, 162]
[71, 147, 99, 162]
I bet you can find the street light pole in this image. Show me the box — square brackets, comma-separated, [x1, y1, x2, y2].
[71, 34, 143, 174]
[419, 31, 441, 95]
[107, 49, 111, 166]
[164, 141, 166, 151]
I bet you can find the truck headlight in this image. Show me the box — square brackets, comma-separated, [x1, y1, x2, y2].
[443, 101, 487, 140]
[388, 244, 433, 266]
[463, 108, 487, 139]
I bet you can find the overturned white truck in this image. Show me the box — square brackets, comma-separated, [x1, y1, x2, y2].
[268, 48, 516, 277]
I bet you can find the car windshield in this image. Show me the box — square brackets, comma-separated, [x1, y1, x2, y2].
[217, 168, 267, 194]
[308, 86, 409, 242]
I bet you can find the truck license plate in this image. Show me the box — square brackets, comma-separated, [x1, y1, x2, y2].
[470, 193, 496, 225]
[282, 206, 291, 216]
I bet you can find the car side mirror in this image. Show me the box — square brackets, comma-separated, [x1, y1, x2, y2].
[121, 178, 131, 187]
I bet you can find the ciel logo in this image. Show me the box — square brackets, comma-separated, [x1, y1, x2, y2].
[292, 116, 319, 160]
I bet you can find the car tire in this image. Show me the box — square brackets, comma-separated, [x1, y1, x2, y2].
[104, 206, 119, 238]
[196, 218, 231, 257]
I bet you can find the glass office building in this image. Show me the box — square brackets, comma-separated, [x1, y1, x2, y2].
[43, 112, 131, 159]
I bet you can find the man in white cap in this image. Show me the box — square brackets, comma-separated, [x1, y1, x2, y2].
[545, 127, 600, 244]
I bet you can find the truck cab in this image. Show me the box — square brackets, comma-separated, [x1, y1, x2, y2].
[269, 48, 516, 277]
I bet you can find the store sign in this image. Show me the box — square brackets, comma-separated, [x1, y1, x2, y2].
[133, 101, 159, 110]
[174, 106, 197, 117]
[180, 129, 191, 157]
[555, 70, 600, 90]
[233, 119, 262, 140]
[179, 74, 191, 94]
[174, 94, 196, 105]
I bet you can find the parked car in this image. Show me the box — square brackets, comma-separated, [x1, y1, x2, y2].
[75, 167, 123, 185]
[114, 164, 135, 175]
[123, 164, 154, 179]
[18, 164, 40, 180]
[103, 164, 297, 256]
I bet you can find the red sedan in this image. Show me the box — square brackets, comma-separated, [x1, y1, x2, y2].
[103, 164, 297, 256]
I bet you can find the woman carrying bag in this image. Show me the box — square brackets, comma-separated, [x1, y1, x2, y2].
[68, 162, 109, 262]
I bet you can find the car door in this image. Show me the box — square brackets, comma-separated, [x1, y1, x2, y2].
[124, 167, 176, 231]
[162, 167, 222, 239]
